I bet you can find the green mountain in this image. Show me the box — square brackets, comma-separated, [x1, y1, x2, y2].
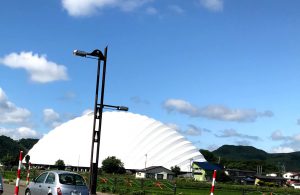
[0, 135, 38, 166]
[212, 145, 300, 171]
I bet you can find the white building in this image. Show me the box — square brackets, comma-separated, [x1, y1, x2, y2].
[135, 166, 174, 180]
[26, 111, 205, 172]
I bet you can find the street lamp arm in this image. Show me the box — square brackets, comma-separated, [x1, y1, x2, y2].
[73, 49, 105, 60]
[73, 50, 88, 57]
[89, 49, 105, 60]
[99, 104, 129, 111]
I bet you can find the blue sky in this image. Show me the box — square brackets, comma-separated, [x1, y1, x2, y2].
[0, 0, 300, 153]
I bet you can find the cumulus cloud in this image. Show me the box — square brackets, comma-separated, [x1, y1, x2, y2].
[0, 127, 41, 140]
[236, 140, 251, 146]
[271, 130, 288, 141]
[163, 99, 273, 122]
[271, 146, 295, 153]
[270, 130, 300, 153]
[200, 0, 223, 12]
[216, 129, 260, 141]
[0, 52, 68, 83]
[185, 125, 203, 136]
[166, 123, 181, 132]
[0, 88, 31, 125]
[43, 108, 61, 128]
[186, 125, 211, 136]
[166, 123, 210, 136]
[207, 144, 219, 151]
[62, 0, 152, 16]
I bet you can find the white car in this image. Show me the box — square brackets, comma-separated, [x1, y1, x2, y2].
[293, 183, 300, 189]
[25, 170, 89, 195]
[0, 174, 3, 195]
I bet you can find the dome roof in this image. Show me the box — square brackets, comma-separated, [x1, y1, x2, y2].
[27, 112, 205, 171]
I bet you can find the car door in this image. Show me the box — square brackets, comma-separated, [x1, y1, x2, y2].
[40, 172, 56, 194]
[30, 172, 48, 195]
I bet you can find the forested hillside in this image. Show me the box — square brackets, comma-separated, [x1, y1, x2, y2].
[209, 145, 300, 172]
[0, 135, 38, 167]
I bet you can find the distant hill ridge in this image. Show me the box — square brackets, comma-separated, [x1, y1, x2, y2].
[212, 145, 300, 171]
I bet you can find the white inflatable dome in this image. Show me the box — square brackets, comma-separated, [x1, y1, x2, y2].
[27, 111, 205, 172]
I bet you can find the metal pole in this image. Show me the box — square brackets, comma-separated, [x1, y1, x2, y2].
[89, 47, 108, 195]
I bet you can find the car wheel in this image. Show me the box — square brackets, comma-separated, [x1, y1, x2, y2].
[25, 189, 31, 195]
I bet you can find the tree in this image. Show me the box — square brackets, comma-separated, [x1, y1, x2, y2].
[170, 165, 181, 177]
[1, 154, 17, 169]
[55, 159, 65, 170]
[199, 149, 218, 163]
[102, 156, 125, 174]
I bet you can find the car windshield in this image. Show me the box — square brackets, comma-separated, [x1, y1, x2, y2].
[59, 173, 86, 186]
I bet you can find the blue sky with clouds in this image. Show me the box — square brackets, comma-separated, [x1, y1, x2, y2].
[0, 0, 300, 153]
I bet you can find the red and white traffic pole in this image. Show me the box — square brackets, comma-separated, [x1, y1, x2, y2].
[15, 150, 23, 195]
[26, 162, 31, 186]
[210, 170, 217, 195]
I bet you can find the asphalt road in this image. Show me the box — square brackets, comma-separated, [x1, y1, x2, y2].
[2, 183, 25, 195]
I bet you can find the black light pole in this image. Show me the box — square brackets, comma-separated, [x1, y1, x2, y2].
[73, 47, 128, 195]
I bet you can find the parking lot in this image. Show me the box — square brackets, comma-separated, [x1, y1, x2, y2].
[2, 183, 25, 195]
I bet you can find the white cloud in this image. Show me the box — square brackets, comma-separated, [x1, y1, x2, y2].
[163, 99, 199, 116]
[146, 7, 158, 15]
[269, 131, 300, 152]
[271, 130, 287, 141]
[200, 0, 223, 12]
[271, 146, 295, 153]
[236, 140, 251, 146]
[168, 5, 184, 14]
[43, 108, 61, 128]
[0, 88, 31, 125]
[207, 144, 219, 151]
[166, 123, 210, 136]
[216, 129, 260, 140]
[62, 0, 152, 16]
[163, 99, 273, 122]
[0, 127, 41, 140]
[185, 125, 203, 136]
[0, 52, 68, 83]
[293, 134, 300, 141]
[166, 123, 181, 132]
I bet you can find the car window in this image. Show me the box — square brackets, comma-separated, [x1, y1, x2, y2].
[74, 174, 86, 186]
[45, 173, 55, 184]
[35, 172, 48, 183]
[59, 173, 86, 186]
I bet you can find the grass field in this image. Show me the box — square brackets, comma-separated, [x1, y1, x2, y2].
[1, 169, 300, 195]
